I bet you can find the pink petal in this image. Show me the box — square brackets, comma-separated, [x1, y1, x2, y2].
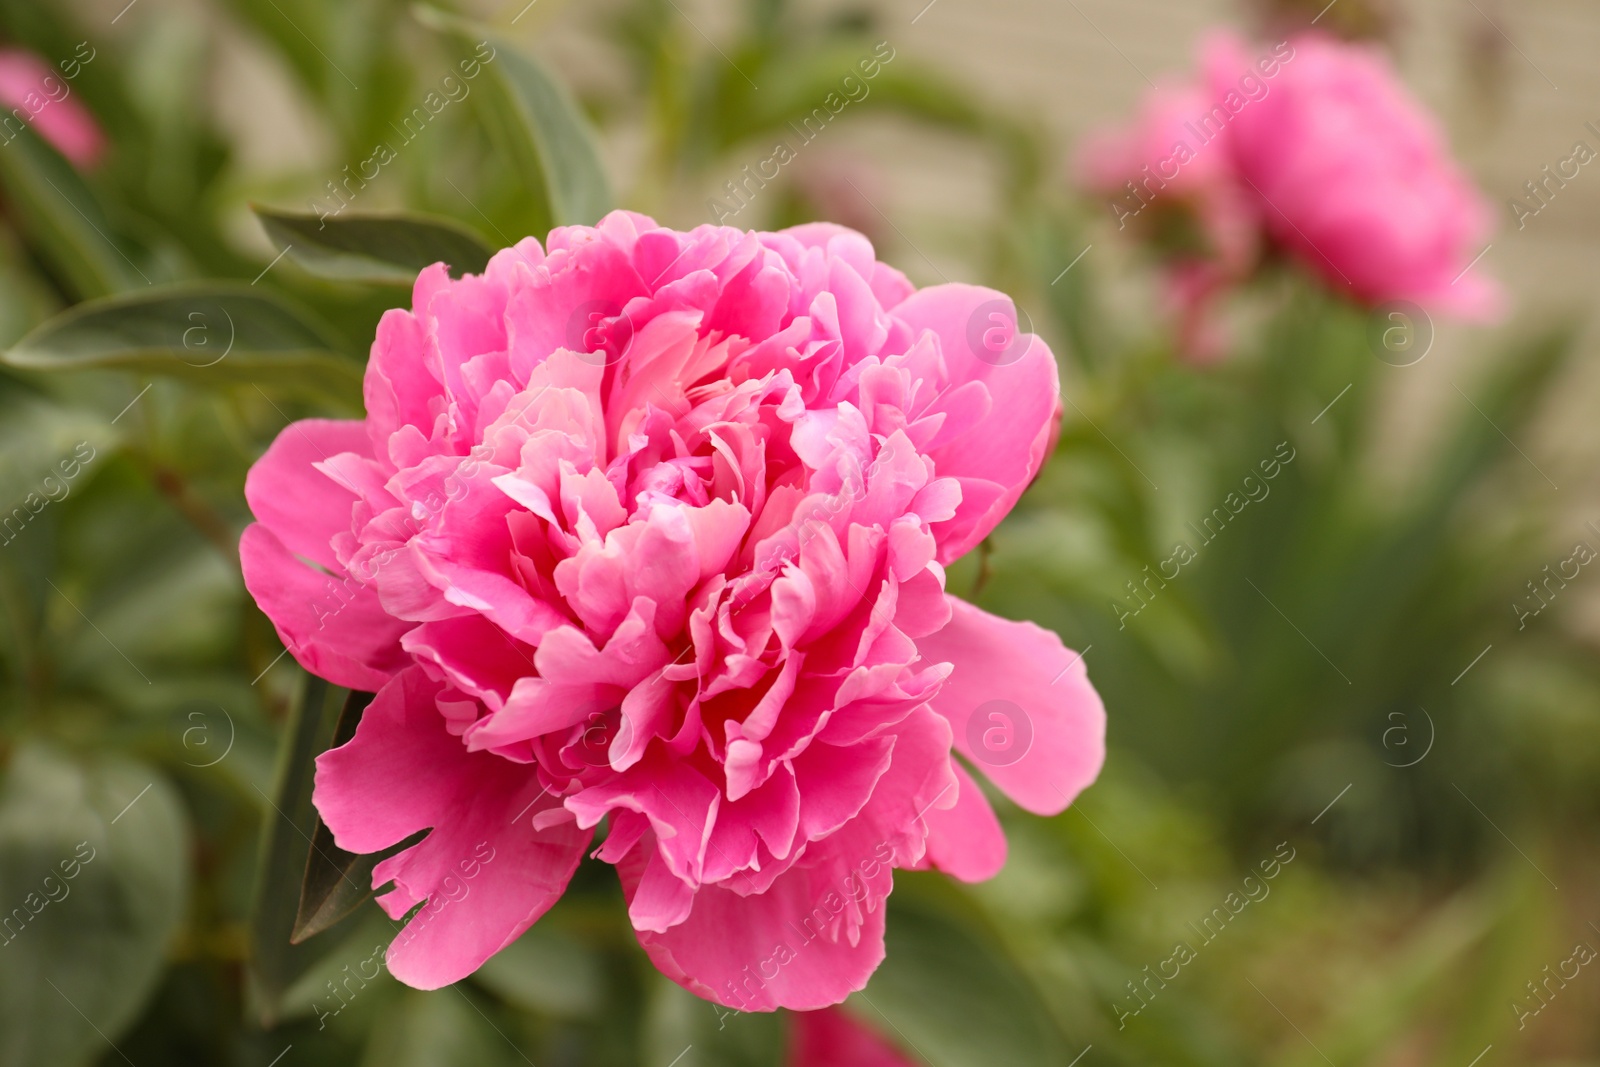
[922, 761, 1007, 882]
[890, 284, 1060, 562]
[314, 668, 592, 989]
[628, 857, 887, 1012]
[244, 418, 370, 572]
[239, 523, 409, 691]
[790, 1007, 918, 1067]
[916, 596, 1105, 815]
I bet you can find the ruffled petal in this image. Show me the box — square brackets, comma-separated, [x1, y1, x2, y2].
[890, 284, 1060, 561]
[314, 667, 591, 989]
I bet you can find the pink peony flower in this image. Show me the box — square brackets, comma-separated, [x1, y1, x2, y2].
[0, 49, 105, 168]
[1075, 81, 1259, 273]
[790, 1006, 916, 1066]
[1202, 30, 1503, 319]
[1075, 82, 1259, 362]
[241, 211, 1105, 1010]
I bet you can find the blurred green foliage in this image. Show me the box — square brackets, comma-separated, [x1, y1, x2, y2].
[0, 0, 1596, 1064]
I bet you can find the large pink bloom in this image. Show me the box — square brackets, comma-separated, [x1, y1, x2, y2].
[1203, 30, 1503, 318]
[0, 49, 104, 168]
[241, 212, 1104, 1010]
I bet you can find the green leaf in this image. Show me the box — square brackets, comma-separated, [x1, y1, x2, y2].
[0, 743, 191, 1067]
[643, 977, 786, 1067]
[253, 207, 494, 285]
[248, 671, 347, 1025]
[2, 284, 362, 403]
[293, 690, 398, 945]
[414, 5, 613, 229]
[850, 890, 1070, 1067]
[0, 127, 149, 299]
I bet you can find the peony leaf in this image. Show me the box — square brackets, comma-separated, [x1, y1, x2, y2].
[413, 5, 613, 228]
[2, 284, 362, 403]
[248, 671, 347, 1024]
[0, 743, 191, 1067]
[848, 892, 1070, 1067]
[0, 127, 150, 299]
[253, 207, 495, 285]
[292, 689, 416, 945]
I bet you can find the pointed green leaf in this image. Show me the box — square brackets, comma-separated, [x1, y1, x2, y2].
[253, 207, 494, 285]
[248, 671, 344, 1025]
[414, 5, 613, 228]
[293, 690, 405, 945]
[2, 284, 362, 402]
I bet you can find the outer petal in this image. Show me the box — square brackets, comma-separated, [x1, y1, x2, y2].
[314, 667, 591, 989]
[239, 523, 409, 691]
[916, 596, 1104, 815]
[922, 760, 1007, 882]
[244, 418, 370, 572]
[891, 284, 1060, 561]
[791, 1007, 918, 1067]
[627, 857, 887, 1012]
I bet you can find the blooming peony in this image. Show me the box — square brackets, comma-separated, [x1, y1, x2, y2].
[0, 49, 104, 168]
[1081, 30, 1503, 340]
[240, 211, 1104, 1010]
[1203, 30, 1502, 318]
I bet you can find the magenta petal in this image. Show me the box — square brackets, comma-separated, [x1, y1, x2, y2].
[239, 524, 409, 691]
[314, 668, 591, 989]
[791, 1007, 918, 1067]
[244, 418, 370, 572]
[923, 761, 1007, 882]
[628, 860, 888, 1011]
[917, 596, 1105, 815]
[890, 284, 1061, 561]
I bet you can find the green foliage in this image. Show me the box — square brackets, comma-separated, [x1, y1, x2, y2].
[254, 208, 494, 285]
